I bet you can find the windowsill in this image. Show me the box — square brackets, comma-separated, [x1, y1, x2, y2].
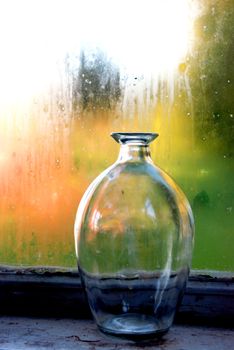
[0, 266, 233, 324]
[0, 266, 233, 348]
[0, 315, 233, 349]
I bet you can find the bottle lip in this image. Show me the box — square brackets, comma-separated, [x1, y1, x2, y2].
[111, 132, 159, 145]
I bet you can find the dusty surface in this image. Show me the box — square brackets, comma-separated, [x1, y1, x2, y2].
[0, 316, 233, 350]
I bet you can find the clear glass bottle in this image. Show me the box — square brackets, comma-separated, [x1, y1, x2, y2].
[74, 132, 194, 340]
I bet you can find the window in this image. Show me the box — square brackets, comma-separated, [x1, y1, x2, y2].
[0, 0, 233, 274]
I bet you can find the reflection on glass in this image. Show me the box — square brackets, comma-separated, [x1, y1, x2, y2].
[75, 133, 194, 338]
[0, 0, 233, 270]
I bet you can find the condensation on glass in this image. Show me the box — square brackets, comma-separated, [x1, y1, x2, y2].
[0, 0, 233, 270]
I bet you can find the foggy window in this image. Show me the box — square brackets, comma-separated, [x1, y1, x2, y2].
[0, 0, 233, 271]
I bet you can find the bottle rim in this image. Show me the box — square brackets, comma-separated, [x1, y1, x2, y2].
[111, 132, 158, 145]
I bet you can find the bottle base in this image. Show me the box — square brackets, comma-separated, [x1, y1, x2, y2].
[98, 313, 169, 340]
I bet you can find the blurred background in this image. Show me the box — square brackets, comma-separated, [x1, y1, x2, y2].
[0, 0, 233, 270]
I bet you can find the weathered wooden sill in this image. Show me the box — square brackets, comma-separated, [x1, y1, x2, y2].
[0, 266, 233, 327]
[0, 316, 233, 350]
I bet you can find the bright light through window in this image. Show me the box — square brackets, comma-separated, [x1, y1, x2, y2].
[0, 0, 194, 103]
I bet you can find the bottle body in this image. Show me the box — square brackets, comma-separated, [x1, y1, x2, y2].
[74, 133, 194, 339]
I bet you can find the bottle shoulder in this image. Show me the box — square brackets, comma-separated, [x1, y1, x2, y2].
[81, 160, 191, 209]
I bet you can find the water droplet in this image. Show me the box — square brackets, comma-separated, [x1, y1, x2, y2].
[227, 80, 231, 83]
[202, 137, 206, 141]
[203, 25, 207, 31]
[187, 112, 191, 117]
[43, 105, 48, 113]
[230, 114, 233, 118]
[52, 192, 58, 201]
[179, 62, 187, 73]
[214, 91, 218, 94]
[56, 158, 61, 168]
[200, 74, 206, 80]
[223, 155, 226, 158]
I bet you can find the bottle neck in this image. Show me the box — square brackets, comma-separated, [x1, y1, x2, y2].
[117, 143, 152, 163]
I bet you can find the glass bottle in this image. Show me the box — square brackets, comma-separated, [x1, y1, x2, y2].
[74, 132, 194, 340]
